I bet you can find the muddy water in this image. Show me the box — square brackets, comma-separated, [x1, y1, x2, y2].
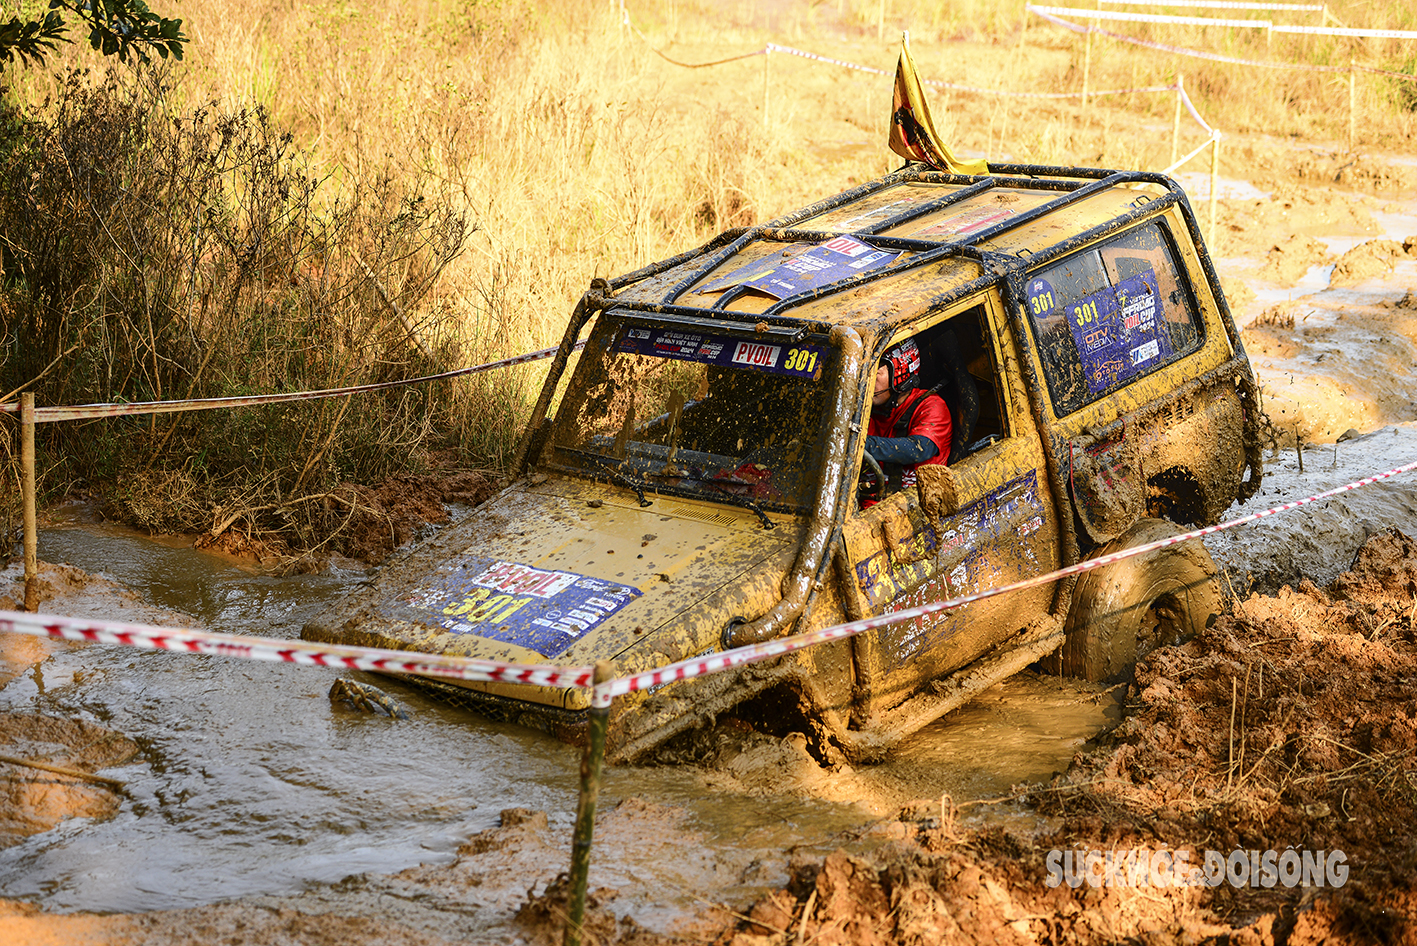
[0, 523, 1118, 917]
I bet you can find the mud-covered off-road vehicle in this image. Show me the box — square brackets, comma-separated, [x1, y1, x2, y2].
[304, 163, 1263, 763]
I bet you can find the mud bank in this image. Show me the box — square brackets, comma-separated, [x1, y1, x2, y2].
[711, 528, 1417, 946]
[98, 470, 497, 571]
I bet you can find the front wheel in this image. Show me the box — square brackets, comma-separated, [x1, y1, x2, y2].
[1062, 518, 1221, 682]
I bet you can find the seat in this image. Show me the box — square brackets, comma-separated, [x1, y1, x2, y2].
[916, 326, 979, 463]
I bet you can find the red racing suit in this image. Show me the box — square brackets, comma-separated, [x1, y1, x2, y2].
[866, 387, 952, 492]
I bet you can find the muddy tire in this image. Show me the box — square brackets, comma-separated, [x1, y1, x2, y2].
[1062, 518, 1221, 682]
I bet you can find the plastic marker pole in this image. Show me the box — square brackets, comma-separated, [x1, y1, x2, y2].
[20, 393, 37, 612]
[565, 660, 613, 946]
[1171, 74, 1183, 166]
[1348, 56, 1356, 153]
[1209, 133, 1220, 249]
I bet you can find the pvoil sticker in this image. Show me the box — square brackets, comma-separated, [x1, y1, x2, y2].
[396, 557, 643, 658]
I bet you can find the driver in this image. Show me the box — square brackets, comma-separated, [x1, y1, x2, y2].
[864, 338, 951, 498]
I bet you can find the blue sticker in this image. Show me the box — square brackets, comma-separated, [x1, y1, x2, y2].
[616, 327, 826, 379]
[696, 247, 811, 294]
[740, 236, 900, 300]
[1063, 270, 1173, 394]
[1026, 277, 1058, 320]
[398, 558, 642, 658]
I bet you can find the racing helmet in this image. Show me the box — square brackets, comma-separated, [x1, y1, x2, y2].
[881, 338, 922, 398]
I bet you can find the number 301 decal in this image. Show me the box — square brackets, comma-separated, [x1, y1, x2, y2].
[784, 347, 819, 374]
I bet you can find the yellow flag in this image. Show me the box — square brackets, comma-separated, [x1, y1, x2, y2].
[888, 34, 988, 176]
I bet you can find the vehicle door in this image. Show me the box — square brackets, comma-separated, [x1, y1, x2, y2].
[839, 289, 1062, 720]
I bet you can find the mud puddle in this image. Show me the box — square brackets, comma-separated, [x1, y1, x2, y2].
[0, 522, 1119, 927]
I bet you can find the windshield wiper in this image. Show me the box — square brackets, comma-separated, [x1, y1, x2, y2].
[552, 447, 655, 505]
[744, 500, 775, 530]
[592, 458, 652, 507]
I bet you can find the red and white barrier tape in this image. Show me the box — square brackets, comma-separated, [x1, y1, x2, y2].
[1033, 5, 1274, 28]
[0, 341, 586, 423]
[1100, 0, 1322, 9]
[1272, 24, 1417, 39]
[1030, 7, 1417, 83]
[600, 456, 1417, 701]
[766, 42, 1187, 104]
[1040, 5, 1417, 40]
[4, 457, 1415, 709]
[1163, 131, 1220, 174]
[0, 612, 595, 689]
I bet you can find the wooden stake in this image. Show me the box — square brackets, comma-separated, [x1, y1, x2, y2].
[20, 392, 37, 613]
[565, 661, 613, 946]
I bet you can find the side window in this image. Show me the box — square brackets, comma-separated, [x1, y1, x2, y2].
[1025, 222, 1203, 416]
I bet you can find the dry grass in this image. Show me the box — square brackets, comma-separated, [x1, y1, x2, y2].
[1, 0, 1413, 547]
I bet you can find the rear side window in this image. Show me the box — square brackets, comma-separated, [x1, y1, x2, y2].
[1025, 222, 1202, 417]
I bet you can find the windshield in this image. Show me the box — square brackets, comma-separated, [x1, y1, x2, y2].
[545, 316, 839, 511]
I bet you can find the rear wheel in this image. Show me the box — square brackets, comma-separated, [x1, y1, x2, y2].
[1062, 518, 1221, 682]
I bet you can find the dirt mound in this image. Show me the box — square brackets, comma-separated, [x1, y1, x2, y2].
[0, 899, 464, 946]
[1217, 184, 1377, 261]
[1231, 143, 1417, 197]
[191, 470, 497, 567]
[716, 529, 1417, 945]
[328, 471, 496, 565]
[0, 562, 123, 612]
[0, 714, 136, 848]
[1259, 234, 1330, 286]
[1330, 239, 1417, 287]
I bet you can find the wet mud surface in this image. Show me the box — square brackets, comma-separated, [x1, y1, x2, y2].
[11, 528, 1416, 945]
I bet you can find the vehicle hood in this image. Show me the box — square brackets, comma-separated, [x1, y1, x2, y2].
[303, 475, 799, 697]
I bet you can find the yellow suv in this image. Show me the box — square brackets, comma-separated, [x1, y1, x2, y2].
[304, 163, 1263, 763]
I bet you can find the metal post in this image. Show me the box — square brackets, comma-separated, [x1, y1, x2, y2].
[564, 660, 613, 946]
[1171, 74, 1183, 167]
[21, 393, 37, 612]
[1208, 134, 1220, 251]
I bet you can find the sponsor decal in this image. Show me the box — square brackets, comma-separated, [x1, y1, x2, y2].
[914, 206, 1017, 238]
[853, 472, 1047, 658]
[615, 327, 826, 380]
[397, 557, 642, 658]
[730, 341, 782, 369]
[694, 236, 899, 299]
[1062, 269, 1173, 394]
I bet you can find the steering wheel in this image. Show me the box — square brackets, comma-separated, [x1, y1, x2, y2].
[859, 451, 886, 504]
